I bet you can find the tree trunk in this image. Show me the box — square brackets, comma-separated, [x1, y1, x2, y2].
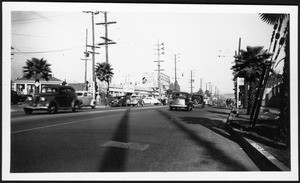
[106, 82, 110, 106]
[279, 30, 290, 147]
[244, 81, 249, 109]
[250, 65, 267, 122]
[252, 64, 272, 127]
[250, 80, 259, 114]
[247, 82, 252, 114]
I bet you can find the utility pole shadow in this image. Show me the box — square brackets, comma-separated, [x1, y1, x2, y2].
[98, 109, 130, 172]
[157, 109, 250, 171]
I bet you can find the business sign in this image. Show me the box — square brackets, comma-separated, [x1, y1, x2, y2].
[238, 77, 244, 86]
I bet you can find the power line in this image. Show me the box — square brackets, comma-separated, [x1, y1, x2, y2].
[11, 33, 82, 41]
[11, 46, 82, 54]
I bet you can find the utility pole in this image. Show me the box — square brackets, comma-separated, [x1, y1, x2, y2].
[200, 78, 204, 91]
[80, 29, 92, 89]
[83, 11, 100, 99]
[154, 41, 164, 99]
[174, 53, 180, 91]
[96, 11, 117, 63]
[236, 37, 241, 116]
[189, 70, 195, 94]
[84, 29, 88, 83]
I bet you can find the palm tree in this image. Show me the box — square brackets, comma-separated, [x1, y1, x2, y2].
[22, 57, 52, 94]
[232, 46, 272, 115]
[95, 62, 114, 105]
[258, 13, 289, 145]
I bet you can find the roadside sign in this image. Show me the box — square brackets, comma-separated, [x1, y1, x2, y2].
[238, 77, 244, 86]
[35, 82, 40, 87]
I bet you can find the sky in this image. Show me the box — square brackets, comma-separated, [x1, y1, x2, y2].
[7, 3, 290, 94]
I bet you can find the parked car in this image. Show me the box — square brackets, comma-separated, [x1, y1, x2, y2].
[142, 97, 161, 105]
[11, 90, 19, 104]
[126, 94, 144, 106]
[23, 85, 80, 114]
[169, 92, 193, 111]
[110, 95, 128, 107]
[192, 94, 204, 108]
[76, 91, 96, 109]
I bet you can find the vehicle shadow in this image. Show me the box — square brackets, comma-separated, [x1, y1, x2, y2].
[206, 110, 231, 116]
[98, 109, 130, 172]
[15, 108, 85, 116]
[157, 109, 250, 171]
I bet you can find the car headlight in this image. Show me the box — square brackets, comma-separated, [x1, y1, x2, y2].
[27, 96, 33, 101]
[40, 97, 46, 102]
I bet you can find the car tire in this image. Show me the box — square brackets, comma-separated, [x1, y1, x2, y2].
[24, 108, 33, 114]
[47, 103, 57, 114]
[186, 106, 190, 111]
[91, 102, 96, 109]
[169, 107, 173, 110]
[72, 101, 80, 112]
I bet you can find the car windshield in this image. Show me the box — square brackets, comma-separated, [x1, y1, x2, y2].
[76, 93, 83, 96]
[173, 93, 187, 98]
[41, 87, 58, 93]
[192, 95, 202, 99]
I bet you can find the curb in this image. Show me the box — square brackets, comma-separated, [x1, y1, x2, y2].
[225, 110, 288, 171]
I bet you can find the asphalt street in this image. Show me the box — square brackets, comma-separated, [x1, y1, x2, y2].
[10, 105, 259, 172]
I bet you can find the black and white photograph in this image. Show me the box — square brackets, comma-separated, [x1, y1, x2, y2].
[2, 1, 299, 181]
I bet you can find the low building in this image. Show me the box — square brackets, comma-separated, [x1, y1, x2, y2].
[12, 77, 63, 95]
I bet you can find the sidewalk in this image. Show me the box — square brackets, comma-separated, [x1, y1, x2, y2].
[225, 107, 290, 171]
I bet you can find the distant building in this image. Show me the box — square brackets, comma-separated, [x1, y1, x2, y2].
[105, 72, 170, 98]
[12, 77, 63, 95]
[68, 83, 87, 91]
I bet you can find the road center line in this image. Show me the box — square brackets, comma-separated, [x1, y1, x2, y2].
[11, 106, 167, 134]
[11, 114, 123, 134]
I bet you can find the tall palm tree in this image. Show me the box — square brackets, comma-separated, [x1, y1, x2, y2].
[95, 62, 114, 105]
[232, 46, 272, 115]
[22, 57, 52, 94]
[258, 13, 289, 145]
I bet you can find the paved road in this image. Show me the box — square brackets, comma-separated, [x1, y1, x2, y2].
[10, 105, 259, 172]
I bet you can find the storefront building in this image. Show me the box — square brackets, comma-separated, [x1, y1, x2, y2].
[12, 77, 63, 95]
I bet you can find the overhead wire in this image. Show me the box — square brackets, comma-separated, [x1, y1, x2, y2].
[11, 46, 82, 54]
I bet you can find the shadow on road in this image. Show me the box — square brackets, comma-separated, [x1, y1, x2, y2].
[181, 116, 236, 142]
[206, 110, 231, 116]
[157, 109, 250, 171]
[98, 109, 130, 172]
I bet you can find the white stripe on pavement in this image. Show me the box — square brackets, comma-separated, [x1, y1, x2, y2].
[11, 114, 123, 134]
[11, 106, 167, 134]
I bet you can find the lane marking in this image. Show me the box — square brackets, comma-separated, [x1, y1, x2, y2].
[11, 106, 167, 134]
[11, 114, 123, 134]
[101, 141, 150, 151]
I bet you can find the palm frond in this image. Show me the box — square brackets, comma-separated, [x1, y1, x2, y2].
[259, 13, 288, 25]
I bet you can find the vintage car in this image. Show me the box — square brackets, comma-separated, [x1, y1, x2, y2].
[75, 91, 96, 109]
[126, 94, 144, 106]
[11, 90, 19, 104]
[110, 95, 128, 107]
[142, 97, 161, 105]
[191, 94, 204, 108]
[23, 85, 80, 114]
[169, 92, 193, 111]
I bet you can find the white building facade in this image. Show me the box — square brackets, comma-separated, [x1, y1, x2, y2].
[104, 72, 170, 98]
